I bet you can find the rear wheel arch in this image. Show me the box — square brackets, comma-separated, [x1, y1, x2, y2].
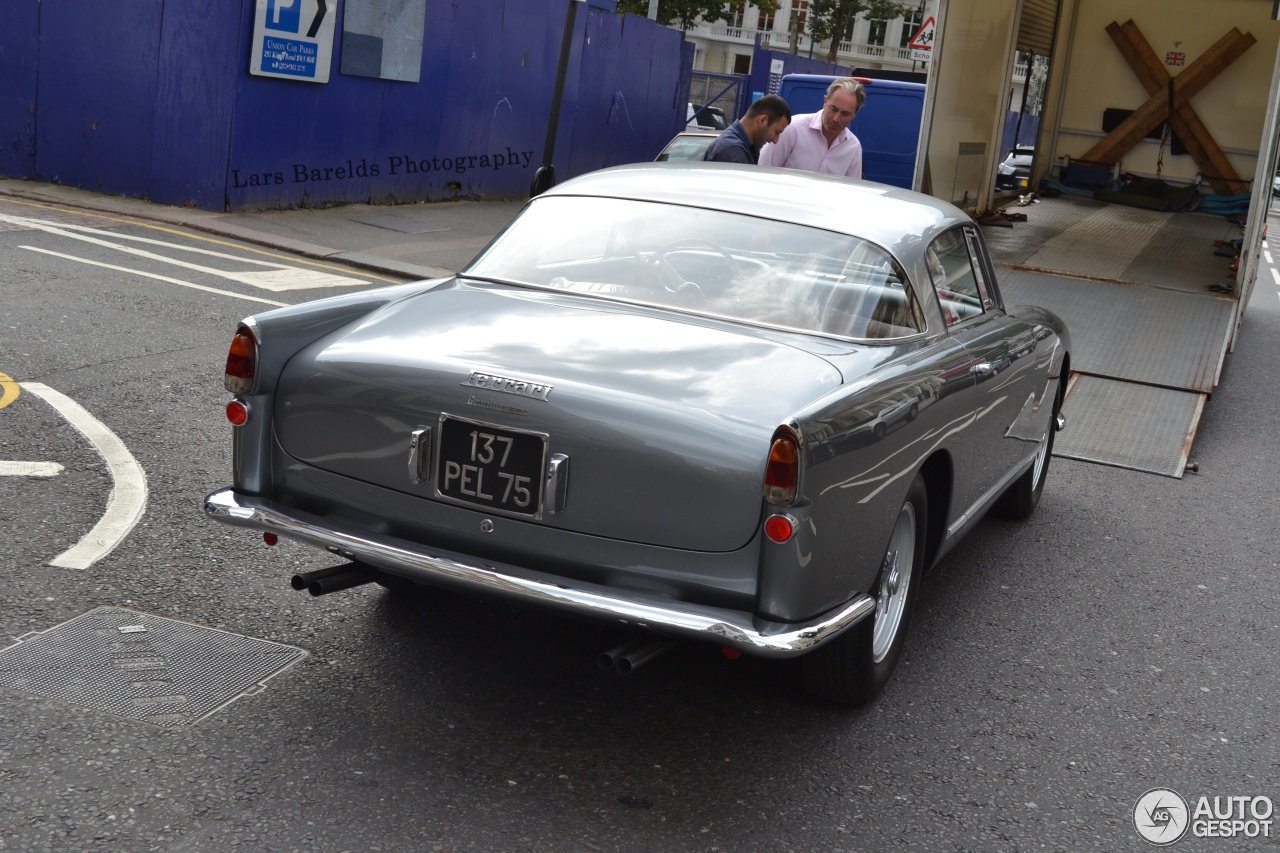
[917, 450, 952, 572]
[1055, 354, 1071, 411]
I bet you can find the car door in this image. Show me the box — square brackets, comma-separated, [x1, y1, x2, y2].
[925, 225, 1042, 513]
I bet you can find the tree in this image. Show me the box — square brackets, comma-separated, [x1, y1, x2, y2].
[806, 0, 913, 63]
[616, 0, 779, 33]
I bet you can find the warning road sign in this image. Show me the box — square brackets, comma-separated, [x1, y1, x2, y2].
[909, 16, 936, 62]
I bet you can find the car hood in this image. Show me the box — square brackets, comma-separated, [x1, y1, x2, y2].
[273, 281, 845, 551]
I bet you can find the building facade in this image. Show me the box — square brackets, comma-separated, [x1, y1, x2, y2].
[683, 2, 939, 76]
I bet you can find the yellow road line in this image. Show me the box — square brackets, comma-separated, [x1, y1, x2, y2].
[0, 371, 19, 408]
[0, 195, 402, 283]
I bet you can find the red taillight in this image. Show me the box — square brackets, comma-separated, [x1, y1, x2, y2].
[224, 326, 257, 394]
[764, 514, 796, 543]
[763, 430, 799, 505]
[226, 400, 249, 426]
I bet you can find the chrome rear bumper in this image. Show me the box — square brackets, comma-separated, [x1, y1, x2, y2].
[204, 487, 874, 658]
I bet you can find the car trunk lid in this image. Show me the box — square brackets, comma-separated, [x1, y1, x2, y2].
[273, 283, 844, 552]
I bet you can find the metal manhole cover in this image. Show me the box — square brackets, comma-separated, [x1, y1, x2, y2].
[0, 607, 307, 728]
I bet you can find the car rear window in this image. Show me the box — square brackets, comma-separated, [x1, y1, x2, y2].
[465, 196, 924, 340]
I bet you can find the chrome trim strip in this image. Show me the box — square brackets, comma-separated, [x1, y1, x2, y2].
[546, 453, 569, 514]
[407, 426, 430, 484]
[204, 487, 874, 657]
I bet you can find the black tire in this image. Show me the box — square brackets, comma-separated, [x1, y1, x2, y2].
[992, 399, 1059, 520]
[801, 474, 927, 706]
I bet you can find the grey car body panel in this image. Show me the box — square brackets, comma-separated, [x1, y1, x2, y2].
[273, 281, 847, 553]
[211, 165, 1070, 647]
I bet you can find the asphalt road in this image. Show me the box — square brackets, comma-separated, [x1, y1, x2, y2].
[1, 196, 1277, 852]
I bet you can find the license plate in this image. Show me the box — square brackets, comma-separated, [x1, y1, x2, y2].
[435, 414, 547, 518]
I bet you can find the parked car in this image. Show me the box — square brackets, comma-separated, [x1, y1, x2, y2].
[687, 102, 729, 130]
[655, 130, 718, 162]
[996, 144, 1035, 191]
[206, 163, 1070, 706]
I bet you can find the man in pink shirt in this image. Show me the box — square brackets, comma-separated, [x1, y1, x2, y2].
[759, 78, 866, 179]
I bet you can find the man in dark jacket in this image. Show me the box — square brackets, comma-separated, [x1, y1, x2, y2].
[702, 95, 792, 165]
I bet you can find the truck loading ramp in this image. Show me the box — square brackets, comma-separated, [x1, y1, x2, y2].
[984, 196, 1242, 477]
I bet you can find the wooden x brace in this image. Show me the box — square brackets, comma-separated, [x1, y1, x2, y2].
[1081, 20, 1254, 196]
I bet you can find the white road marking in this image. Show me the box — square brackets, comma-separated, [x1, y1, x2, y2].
[1271, 266, 1280, 286]
[0, 213, 368, 291]
[20, 382, 148, 570]
[0, 461, 65, 477]
[20, 246, 287, 307]
[1265, 250, 1273, 264]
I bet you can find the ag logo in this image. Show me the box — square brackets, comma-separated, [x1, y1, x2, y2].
[1134, 788, 1190, 845]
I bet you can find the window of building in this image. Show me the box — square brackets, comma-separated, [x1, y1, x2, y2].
[899, 8, 925, 48]
[791, 0, 809, 30]
[757, 8, 775, 29]
[728, 4, 744, 28]
[867, 19, 887, 46]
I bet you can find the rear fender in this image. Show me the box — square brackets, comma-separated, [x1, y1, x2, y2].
[230, 279, 450, 495]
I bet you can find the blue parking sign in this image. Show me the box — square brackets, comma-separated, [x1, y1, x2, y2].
[251, 0, 334, 83]
[265, 0, 302, 33]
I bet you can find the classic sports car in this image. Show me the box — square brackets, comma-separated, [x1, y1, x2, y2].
[206, 164, 1070, 706]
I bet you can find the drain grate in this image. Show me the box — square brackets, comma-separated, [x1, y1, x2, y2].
[0, 607, 307, 728]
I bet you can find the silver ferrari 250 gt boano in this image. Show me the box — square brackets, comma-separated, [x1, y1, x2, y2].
[205, 163, 1070, 705]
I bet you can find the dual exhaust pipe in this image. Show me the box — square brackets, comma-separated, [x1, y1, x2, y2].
[598, 636, 677, 674]
[290, 562, 380, 597]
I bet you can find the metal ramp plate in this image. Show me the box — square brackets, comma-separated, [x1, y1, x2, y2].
[999, 268, 1236, 394]
[984, 196, 1239, 478]
[1023, 203, 1163, 280]
[1056, 375, 1205, 478]
[0, 607, 306, 728]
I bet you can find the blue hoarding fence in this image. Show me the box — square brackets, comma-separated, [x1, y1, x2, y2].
[0, 0, 690, 211]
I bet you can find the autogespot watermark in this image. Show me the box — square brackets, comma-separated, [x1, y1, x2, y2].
[1134, 788, 1274, 845]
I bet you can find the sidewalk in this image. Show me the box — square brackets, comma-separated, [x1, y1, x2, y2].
[0, 178, 526, 281]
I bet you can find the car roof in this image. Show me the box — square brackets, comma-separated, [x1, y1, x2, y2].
[541, 162, 971, 256]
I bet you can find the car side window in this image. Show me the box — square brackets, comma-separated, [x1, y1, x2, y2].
[926, 227, 987, 326]
[962, 229, 998, 311]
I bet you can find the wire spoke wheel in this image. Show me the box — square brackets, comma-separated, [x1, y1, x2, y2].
[872, 502, 916, 663]
[801, 474, 927, 706]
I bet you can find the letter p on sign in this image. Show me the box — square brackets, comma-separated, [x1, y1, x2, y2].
[266, 0, 301, 32]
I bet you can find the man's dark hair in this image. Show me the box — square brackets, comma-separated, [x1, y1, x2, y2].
[744, 94, 791, 123]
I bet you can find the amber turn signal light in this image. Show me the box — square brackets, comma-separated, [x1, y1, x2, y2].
[763, 429, 799, 505]
[224, 326, 257, 394]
